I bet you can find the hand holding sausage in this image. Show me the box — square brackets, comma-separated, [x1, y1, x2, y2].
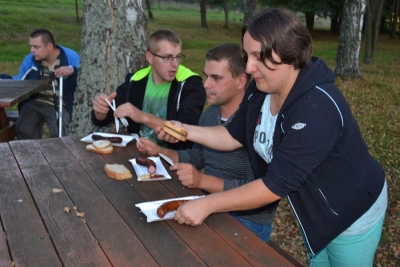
[174, 197, 212, 226]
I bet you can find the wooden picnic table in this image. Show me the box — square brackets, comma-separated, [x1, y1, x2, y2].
[0, 80, 50, 142]
[0, 136, 303, 267]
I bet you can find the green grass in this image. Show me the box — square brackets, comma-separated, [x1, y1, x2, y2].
[0, 1, 399, 266]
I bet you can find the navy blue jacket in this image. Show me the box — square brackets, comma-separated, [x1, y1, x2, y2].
[0, 45, 79, 116]
[226, 57, 385, 255]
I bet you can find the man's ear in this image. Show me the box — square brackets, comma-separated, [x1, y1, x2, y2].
[145, 51, 153, 64]
[237, 73, 247, 90]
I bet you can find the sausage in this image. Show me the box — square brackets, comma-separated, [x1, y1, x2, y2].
[136, 156, 156, 174]
[156, 200, 189, 218]
[92, 134, 123, 144]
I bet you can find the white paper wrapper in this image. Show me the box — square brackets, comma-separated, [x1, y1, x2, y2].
[135, 195, 205, 222]
[129, 157, 172, 181]
[81, 132, 137, 147]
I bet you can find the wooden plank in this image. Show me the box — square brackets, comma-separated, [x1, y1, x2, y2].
[123, 143, 258, 267]
[0, 142, 61, 267]
[37, 138, 158, 267]
[0, 80, 50, 108]
[0, 224, 12, 267]
[124, 141, 303, 267]
[63, 136, 207, 267]
[10, 140, 111, 267]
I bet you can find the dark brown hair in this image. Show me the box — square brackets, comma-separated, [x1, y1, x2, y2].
[242, 8, 312, 70]
[30, 29, 56, 47]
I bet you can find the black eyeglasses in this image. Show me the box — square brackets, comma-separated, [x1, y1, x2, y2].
[150, 52, 185, 63]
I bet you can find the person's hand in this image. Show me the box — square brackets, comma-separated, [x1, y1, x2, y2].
[174, 197, 212, 226]
[114, 102, 143, 123]
[155, 120, 182, 144]
[171, 163, 203, 189]
[54, 66, 74, 78]
[93, 92, 117, 120]
[136, 137, 161, 156]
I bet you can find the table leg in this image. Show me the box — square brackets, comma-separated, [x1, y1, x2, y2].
[0, 108, 16, 142]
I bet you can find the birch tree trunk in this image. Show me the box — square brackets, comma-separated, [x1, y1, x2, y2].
[363, 0, 385, 63]
[334, 0, 367, 79]
[70, 0, 147, 135]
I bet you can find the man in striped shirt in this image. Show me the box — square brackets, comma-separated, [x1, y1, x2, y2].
[137, 43, 278, 243]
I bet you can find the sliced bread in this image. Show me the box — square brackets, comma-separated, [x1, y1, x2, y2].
[86, 144, 114, 154]
[104, 163, 132, 180]
[93, 140, 111, 149]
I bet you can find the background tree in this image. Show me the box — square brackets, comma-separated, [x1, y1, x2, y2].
[70, 0, 148, 135]
[363, 0, 385, 63]
[243, 0, 257, 24]
[200, 0, 208, 28]
[146, 0, 154, 19]
[75, 0, 80, 22]
[335, 0, 367, 79]
[390, 0, 399, 38]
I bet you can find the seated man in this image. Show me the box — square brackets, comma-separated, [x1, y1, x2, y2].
[0, 29, 80, 139]
[137, 43, 278, 243]
[92, 28, 206, 149]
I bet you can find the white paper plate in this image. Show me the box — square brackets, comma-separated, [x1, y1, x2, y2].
[129, 157, 172, 181]
[80, 132, 138, 147]
[135, 195, 205, 222]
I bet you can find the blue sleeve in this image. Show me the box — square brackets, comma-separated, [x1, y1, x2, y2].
[12, 54, 36, 80]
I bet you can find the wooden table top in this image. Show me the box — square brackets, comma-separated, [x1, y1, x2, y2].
[0, 80, 50, 108]
[0, 136, 302, 267]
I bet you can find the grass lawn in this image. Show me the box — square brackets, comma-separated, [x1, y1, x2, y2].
[1, 1, 399, 266]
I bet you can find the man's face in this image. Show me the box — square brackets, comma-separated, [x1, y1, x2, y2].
[146, 40, 182, 84]
[203, 59, 240, 107]
[30, 36, 52, 61]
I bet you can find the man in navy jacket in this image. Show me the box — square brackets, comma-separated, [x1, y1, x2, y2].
[0, 29, 80, 139]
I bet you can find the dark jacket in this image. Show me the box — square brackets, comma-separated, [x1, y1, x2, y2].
[226, 57, 385, 255]
[92, 65, 206, 150]
[0, 45, 79, 116]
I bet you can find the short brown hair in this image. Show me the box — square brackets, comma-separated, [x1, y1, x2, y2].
[242, 8, 312, 70]
[206, 43, 251, 86]
[30, 29, 56, 47]
[147, 29, 181, 53]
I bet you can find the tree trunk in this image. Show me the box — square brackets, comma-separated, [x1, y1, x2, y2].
[335, 0, 367, 79]
[330, 15, 341, 34]
[243, 0, 257, 24]
[200, 0, 208, 28]
[305, 12, 315, 34]
[146, 0, 154, 20]
[223, 0, 229, 29]
[75, 0, 80, 22]
[363, 0, 385, 64]
[70, 0, 148, 135]
[390, 0, 399, 39]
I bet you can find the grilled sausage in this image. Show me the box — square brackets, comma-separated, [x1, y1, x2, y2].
[92, 134, 123, 144]
[136, 156, 156, 174]
[156, 200, 189, 218]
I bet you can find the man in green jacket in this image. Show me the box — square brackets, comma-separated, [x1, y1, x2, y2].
[92, 29, 205, 149]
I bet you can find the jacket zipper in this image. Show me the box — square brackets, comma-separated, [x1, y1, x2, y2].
[287, 195, 316, 257]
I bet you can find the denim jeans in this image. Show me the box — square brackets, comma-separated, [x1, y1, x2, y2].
[230, 212, 272, 243]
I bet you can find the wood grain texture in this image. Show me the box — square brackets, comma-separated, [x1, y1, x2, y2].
[0, 141, 61, 267]
[37, 137, 157, 267]
[10, 139, 111, 267]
